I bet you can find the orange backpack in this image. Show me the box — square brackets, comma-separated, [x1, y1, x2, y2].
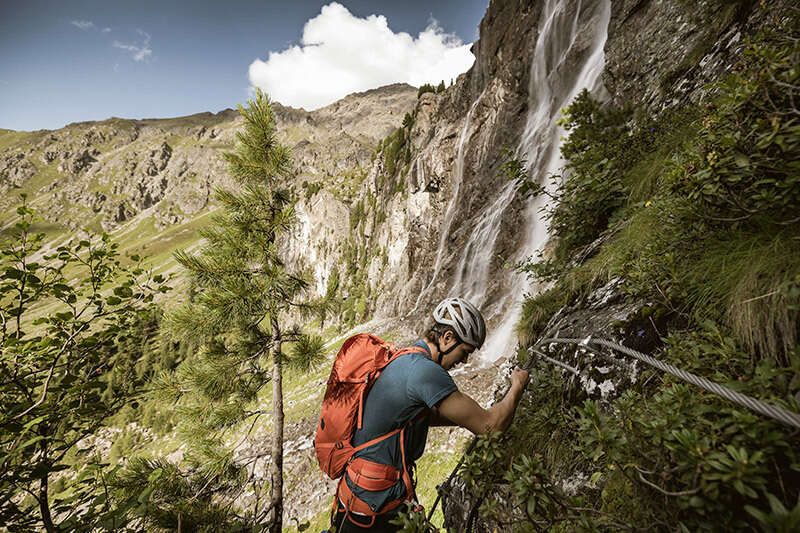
[314, 334, 425, 519]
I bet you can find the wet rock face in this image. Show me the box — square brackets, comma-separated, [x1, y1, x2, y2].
[353, 0, 789, 344]
[531, 275, 663, 403]
[469, 0, 542, 109]
[603, 0, 778, 111]
[360, 2, 545, 329]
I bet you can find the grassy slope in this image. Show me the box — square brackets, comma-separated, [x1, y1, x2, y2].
[0, 117, 224, 304]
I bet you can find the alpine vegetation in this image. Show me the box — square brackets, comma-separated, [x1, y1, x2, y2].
[0, 200, 169, 531]
[114, 90, 324, 531]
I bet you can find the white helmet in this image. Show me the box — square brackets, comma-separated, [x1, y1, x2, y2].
[433, 298, 486, 349]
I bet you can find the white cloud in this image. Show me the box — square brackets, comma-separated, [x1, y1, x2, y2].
[102, 27, 112, 33]
[113, 29, 152, 62]
[70, 19, 95, 30]
[248, 2, 474, 110]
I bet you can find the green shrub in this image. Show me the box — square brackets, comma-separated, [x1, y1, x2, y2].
[417, 83, 436, 98]
[671, 30, 800, 226]
[402, 112, 414, 130]
[516, 288, 569, 347]
[383, 129, 405, 179]
[570, 323, 800, 530]
[349, 199, 365, 231]
[301, 180, 323, 199]
[502, 15, 800, 531]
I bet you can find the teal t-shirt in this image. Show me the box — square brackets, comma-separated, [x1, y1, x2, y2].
[345, 341, 457, 513]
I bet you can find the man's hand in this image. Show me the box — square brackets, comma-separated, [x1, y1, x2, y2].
[510, 367, 530, 392]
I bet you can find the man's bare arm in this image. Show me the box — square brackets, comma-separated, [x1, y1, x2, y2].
[433, 369, 529, 435]
[429, 407, 457, 427]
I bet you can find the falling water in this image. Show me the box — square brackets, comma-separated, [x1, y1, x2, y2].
[413, 98, 482, 311]
[478, 0, 613, 363]
[449, 180, 518, 306]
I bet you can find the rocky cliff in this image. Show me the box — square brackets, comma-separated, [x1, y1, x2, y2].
[1, 0, 787, 366]
[2, 0, 797, 528]
[346, 0, 785, 338]
[0, 84, 416, 280]
[418, 0, 800, 531]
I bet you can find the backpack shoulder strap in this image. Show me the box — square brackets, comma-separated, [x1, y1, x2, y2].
[383, 345, 428, 366]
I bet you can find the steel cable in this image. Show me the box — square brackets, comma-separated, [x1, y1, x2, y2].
[539, 337, 800, 430]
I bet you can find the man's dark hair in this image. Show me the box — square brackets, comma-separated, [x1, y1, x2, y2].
[425, 323, 459, 344]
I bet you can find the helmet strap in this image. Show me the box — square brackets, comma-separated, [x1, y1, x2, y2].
[434, 336, 460, 365]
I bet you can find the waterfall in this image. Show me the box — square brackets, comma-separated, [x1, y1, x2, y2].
[449, 180, 517, 307]
[413, 98, 482, 311]
[478, 0, 612, 364]
[408, 0, 611, 365]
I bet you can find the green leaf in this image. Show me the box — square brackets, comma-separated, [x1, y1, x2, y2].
[52, 283, 71, 293]
[113, 286, 133, 298]
[689, 496, 704, 508]
[147, 468, 164, 482]
[4, 268, 24, 280]
[526, 495, 537, 517]
[137, 486, 153, 504]
[22, 414, 47, 430]
[19, 435, 47, 450]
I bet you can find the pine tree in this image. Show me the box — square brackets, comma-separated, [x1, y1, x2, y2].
[157, 89, 323, 531]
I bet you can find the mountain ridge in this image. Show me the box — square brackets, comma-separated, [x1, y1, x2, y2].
[0, 82, 418, 133]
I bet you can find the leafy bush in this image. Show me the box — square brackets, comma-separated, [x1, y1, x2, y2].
[500, 14, 800, 531]
[570, 323, 800, 530]
[671, 28, 800, 226]
[546, 91, 631, 258]
[0, 199, 170, 530]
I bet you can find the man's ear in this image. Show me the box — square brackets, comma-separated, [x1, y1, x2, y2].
[441, 329, 456, 344]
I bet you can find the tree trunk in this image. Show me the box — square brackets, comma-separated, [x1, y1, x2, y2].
[39, 472, 56, 533]
[38, 438, 56, 533]
[268, 317, 284, 533]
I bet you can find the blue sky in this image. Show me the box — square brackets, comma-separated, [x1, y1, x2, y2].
[0, 0, 488, 131]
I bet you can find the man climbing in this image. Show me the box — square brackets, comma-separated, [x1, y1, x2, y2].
[327, 297, 530, 532]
